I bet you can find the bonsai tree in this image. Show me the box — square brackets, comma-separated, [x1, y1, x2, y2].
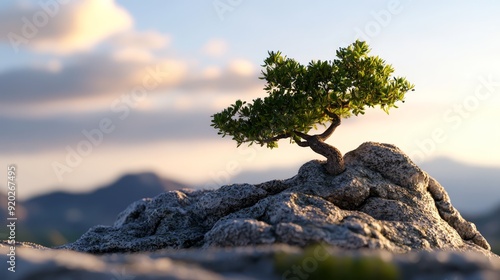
[211, 40, 414, 175]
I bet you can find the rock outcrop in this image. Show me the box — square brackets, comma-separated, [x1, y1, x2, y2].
[2, 142, 500, 279]
[61, 142, 492, 257]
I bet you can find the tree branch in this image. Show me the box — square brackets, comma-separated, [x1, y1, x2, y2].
[295, 140, 309, 147]
[261, 111, 341, 147]
[293, 130, 311, 140]
[260, 133, 291, 144]
[293, 130, 310, 147]
[261, 130, 312, 147]
[317, 111, 341, 141]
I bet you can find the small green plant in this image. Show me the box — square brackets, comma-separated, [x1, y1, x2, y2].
[275, 245, 400, 280]
[211, 40, 414, 175]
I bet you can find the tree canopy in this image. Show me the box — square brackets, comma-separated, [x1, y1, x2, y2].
[211, 40, 414, 175]
[211, 40, 414, 148]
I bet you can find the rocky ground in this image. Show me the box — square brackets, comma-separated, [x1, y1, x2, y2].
[1, 242, 500, 279]
[1, 142, 499, 279]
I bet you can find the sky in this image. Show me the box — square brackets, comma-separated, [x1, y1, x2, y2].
[0, 0, 499, 206]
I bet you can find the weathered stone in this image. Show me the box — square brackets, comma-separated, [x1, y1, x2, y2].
[344, 142, 428, 192]
[3, 141, 500, 279]
[60, 142, 493, 257]
[205, 218, 275, 247]
[1, 244, 499, 280]
[427, 177, 491, 250]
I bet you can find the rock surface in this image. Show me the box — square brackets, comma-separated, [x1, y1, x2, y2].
[3, 142, 500, 279]
[61, 142, 493, 258]
[1, 243, 500, 280]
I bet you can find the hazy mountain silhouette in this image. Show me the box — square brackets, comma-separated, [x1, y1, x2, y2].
[419, 157, 500, 215]
[420, 158, 500, 254]
[465, 205, 500, 254]
[14, 172, 189, 246]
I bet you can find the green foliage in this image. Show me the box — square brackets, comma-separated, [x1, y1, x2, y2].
[274, 245, 400, 280]
[211, 40, 414, 148]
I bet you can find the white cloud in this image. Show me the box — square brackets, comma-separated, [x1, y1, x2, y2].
[202, 39, 228, 57]
[0, 0, 133, 54]
[112, 48, 155, 63]
[228, 59, 255, 77]
[175, 59, 262, 94]
[0, 54, 189, 112]
[109, 31, 171, 63]
[202, 66, 222, 79]
[110, 30, 170, 50]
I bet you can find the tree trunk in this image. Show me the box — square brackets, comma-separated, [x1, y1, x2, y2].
[307, 135, 345, 175]
[292, 113, 345, 176]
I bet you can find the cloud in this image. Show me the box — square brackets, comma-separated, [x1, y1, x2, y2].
[0, 109, 217, 154]
[202, 39, 228, 57]
[0, 54, 188, 108]
[0, 55, 263, 113]
[227, 59, 255, 77]
[176, 59, 262, 93]
[110, 30, 170, 50]
[0, 1, 262, 116]
[0, 0, 133, 54]
[109, 30, 171, 62]
[202, 66, 222, 79]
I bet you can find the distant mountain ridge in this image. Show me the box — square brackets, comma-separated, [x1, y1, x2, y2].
[2, 172, 189, 246]
[419, 157, 500, 214]
[465, 205, 500, 254]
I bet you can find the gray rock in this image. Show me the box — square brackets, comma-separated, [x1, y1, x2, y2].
[1, 244, 499, 280]
[3, 141, 500, 279]
[0, 244, 227, 280]
[62, 142, 493, 258]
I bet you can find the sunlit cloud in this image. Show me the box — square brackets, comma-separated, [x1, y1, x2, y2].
[228, 59, 255, 77]
[0, 54, 189, 111]
[109, 30, 171, 62]
[176, 59, 262, 93]
[202, 66, 222, 79]
[0, 1, 263, 115]
[109, 30, 170, 50]
[45, 59, 63, 72]
[0, 0, 133, 54]
[202, 38, 228, 57]
[112, 47, 155, 63]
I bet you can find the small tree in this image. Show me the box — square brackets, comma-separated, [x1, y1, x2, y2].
[211, 40, 414, 175]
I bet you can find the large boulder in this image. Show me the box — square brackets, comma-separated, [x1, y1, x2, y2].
[61, 142, 493, 257]
[2, 142, 500, 279]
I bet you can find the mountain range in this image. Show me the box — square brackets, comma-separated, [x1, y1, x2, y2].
[465, 206, 500, 254]
[419, 157, 500, 215]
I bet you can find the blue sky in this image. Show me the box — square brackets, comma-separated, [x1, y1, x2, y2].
[0, 0, 499, 206]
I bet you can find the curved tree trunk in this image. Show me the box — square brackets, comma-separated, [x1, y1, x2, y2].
[293, 112, 345, 175]
[307, 135, 345, 175]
